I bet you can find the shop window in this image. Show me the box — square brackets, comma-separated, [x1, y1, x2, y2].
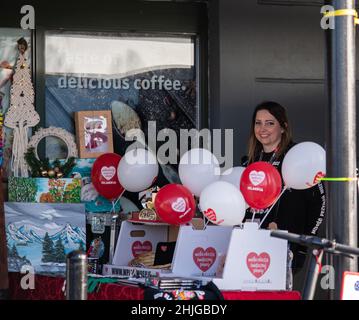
[44, 31, 198, 163]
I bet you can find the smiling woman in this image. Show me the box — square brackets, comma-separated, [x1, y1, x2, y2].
[242, 101, 326, 290]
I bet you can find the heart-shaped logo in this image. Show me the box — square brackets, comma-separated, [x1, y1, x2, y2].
[203, 208, 217, 221]
[193, 247, 217, 272]
[171, 197, 186, 213]
[101, 166, 116, 181]
[249, 170, 266, 186]
[246, 252, 271, 278]
[203, 208, 224, 225]
[313, 171, 325, 184]
[131, 241, 152, 257]
[160, 246, 167, 252]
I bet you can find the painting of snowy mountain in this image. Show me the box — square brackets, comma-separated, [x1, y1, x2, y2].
[5, 202, 86, 277]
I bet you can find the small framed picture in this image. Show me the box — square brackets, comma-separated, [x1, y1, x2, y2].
[74, 110, 114, 158]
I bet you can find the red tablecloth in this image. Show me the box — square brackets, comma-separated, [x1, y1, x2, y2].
[8, 272, 301, 300]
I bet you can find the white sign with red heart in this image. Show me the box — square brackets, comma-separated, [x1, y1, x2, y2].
[101, 166, 116, 181]
[131, 241, 153, 257]
[249, 170, 266, 186]
[192, 247, 217, 272]
[171, 197, 186, 213]
[246, 252, 271, 278]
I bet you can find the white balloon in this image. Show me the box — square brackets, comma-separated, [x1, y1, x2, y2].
[282, 142, 326, 190]
[179, 148, 220, 197]
[199, 181, 246, 226]
[117, 148, 159, 192]
[220, 166, 246, 188]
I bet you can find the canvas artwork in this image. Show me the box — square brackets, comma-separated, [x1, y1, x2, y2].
[74, 110, 113, 158]
[5, 202, 86, 276]
[8, 177, 81, 203]
[56, 158, 139, 214]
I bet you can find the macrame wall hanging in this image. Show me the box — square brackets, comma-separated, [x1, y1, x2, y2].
[4, 38, 40, 177]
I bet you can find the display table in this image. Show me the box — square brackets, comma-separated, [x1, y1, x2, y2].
[8, 272, 301, 300]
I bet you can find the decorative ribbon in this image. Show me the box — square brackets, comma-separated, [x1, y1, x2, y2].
[323, 8, 359, 25]
[319, 177, 357, 182]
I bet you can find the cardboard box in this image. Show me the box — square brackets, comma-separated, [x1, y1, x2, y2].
[212, 223, 288, 291]
[8, 177, 81, 203]
[103, 219, 232, 278]
[171, 225, 233, 277]
[74, 110, 114, 158]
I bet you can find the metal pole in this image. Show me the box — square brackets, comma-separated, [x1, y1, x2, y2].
[66, 250, 87, 300]
[302, 249, 324, 300]
[330, 0, 358, 300]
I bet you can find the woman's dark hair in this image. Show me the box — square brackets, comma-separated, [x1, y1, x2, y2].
[248, 101, 292, 163]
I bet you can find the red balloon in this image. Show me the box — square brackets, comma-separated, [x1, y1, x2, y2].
[91, 153, 124, 201]
[240, 161, 282, 210]
[154, 184, 196, 225]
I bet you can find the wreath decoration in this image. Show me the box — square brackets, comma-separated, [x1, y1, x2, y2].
[24, 127, 78, 178]
[28, 126, 78, 160]
[25, 147, 76, 178]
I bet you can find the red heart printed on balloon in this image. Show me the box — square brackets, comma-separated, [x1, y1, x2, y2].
[192, 247, 217, 272]
[203, 208, 224, 225]
[203, 208, 217, 221]
[246, 252, 271, 278]
[171, 197, 186, 213]
[313, 171, 325, 184]
[101, 166, 116, 181]
[249, 170, 266, 186]
[131, 241, 152, 257]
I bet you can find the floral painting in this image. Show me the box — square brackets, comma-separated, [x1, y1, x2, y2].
[8, 177, 81, 203]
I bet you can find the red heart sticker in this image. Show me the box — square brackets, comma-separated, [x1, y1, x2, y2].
[203, 208, 224, 225]
[131, 241, 152, 257]
[193, 247, 217, 272]
[203, 208, 216, 221]
[313, 171, 325, 184]
[246, 252, 271, 278]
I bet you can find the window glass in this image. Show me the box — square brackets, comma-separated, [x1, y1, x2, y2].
[45, 32, 198, 163]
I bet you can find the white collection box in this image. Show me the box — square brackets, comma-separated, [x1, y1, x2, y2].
[171, 225, 233, 277]
[213, 223, 288, 291]
[103, 221, 171, 277]
[103, 221, 232, 278]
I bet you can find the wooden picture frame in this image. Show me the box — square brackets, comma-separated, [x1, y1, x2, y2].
[74, 110, 114, 159]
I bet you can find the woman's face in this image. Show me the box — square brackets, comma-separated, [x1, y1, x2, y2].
[254, 109, 284, 152]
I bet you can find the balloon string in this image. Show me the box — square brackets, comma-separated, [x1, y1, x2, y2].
[251, 209, 257, 222]
[258, 186, 287, 229]
[204, 217, 210, 229]
[111, 189, 125, 214]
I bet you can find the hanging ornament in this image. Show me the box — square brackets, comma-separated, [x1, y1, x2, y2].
[4, 38, 40, 177]
[47, 169, 55, 178]
[24, 147, 76, 178]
